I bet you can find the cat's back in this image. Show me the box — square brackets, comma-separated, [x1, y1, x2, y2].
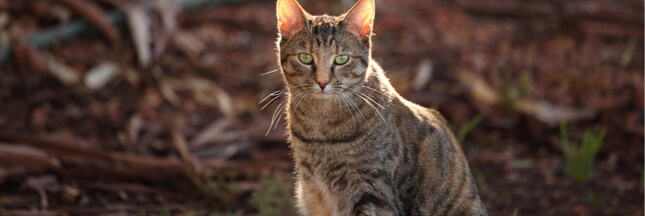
[390, 98, 487, 215]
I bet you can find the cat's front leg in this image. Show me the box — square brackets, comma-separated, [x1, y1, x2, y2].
[350, 193, 398, 216]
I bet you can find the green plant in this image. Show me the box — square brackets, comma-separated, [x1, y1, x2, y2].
[187, 168, 241, 199]
[560, 121, 606, 183]
[209, 211, 243, 216]
[249, 171, 297, 216]
[501, 70, 532, 112]
[456, 114, 484, 143]
[583, 190, 605, 206]
[160, 209, 172, 216]
[471, 168, 489, 195]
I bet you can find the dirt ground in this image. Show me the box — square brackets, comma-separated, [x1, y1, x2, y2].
[0, 0, 643, 215]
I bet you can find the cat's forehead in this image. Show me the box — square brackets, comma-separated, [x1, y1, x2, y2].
[311, 15, 338, 25]
[309, 15, 340, 35]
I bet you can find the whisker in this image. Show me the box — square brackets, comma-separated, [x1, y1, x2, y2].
[260, 91, 285, 110]
[342, 92, 367, 123]
[274, 110, 285, 130]
[361, 85, 390, 104]
[357, 93, 386, 123]
[260, 69, 280, 76]
[259, 89, 284, 104]
[263, 86, 308, 136]
[362, 85, 387, 96]
[338, 92, 356, 126]
[359, 92, 385, 109]
[292, 92, 309, 113]
[283, 91, 308, 130]
[267, 100, 287, 136]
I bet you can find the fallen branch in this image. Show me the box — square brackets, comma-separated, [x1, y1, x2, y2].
[0, 131, 189, 181]
[0, 131, 290, 183]
[0, 143, 60, 182]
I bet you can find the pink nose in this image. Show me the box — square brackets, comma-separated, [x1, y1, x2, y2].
[317, 80, 329, 89]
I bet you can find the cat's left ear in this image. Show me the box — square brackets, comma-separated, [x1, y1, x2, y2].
[277, 0, 309, 39]
[342, 0, 375, 41]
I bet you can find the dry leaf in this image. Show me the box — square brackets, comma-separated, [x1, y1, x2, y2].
[152, 0, 179, 58]
[156, 0, 179, 33]
[171, 129, 194, 166]
[190, 119, 245, 149]
[192, 141, 252, 160]
[457, 70, 500, 105]
[113, 2, 152, 67]
[167, 77, 235, 119]
[173, 31, 205, 61]
[0, 12, 9, 29]
[159, 79, 180, 106]
[25, 175, 58, 191]
[457, 70, 596, 125]
[127, 114, 144, 147]
[84, 62, 120, 89]
[122, 66, 141, 86]
[44, 54, 80, 85]
[61, 185, 80, 204]
[515, 99, 596, 125]
[412, 59, 434, 91]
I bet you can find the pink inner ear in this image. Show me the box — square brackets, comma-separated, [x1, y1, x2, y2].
[278, 0, 306, 38]
[345, 0, 374, 39]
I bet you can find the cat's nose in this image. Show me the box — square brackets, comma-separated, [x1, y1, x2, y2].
[316, 80, 329, 90]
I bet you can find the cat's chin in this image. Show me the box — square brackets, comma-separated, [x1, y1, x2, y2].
[311, 92, 335, 99]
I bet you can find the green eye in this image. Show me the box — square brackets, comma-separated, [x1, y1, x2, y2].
[334, 55, 349, 65]
[298, 53, 313, 64]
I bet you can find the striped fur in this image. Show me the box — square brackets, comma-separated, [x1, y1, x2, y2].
[276, 0, 488, 215]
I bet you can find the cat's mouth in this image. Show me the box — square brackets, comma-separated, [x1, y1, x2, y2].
[308, 85, 350, 100]
[311, 91, 335, 99]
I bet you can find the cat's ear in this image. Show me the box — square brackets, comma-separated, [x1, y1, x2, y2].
[277, 0, 308, 39]
[342, 0, 375, 40]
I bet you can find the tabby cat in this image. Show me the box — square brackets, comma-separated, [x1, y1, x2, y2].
[275, 0, 488, 215]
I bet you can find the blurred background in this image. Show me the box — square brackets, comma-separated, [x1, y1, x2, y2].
[0, 0, 643, 215]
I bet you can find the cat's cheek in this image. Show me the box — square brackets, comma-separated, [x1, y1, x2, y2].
[283, 63, 305, 77]
[338, 65, 364, 80]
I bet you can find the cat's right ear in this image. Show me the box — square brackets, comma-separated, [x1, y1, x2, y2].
[342, 0, 374, 41]
[277, 0, 308, 40]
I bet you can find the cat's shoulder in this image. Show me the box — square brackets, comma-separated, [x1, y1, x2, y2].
[427, 108, 449, 125]
[394, 98, 448, 126]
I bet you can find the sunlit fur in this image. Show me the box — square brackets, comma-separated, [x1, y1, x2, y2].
[276, 0, 488, 215]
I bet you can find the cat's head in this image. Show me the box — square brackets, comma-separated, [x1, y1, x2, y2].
[276, 0, 375, 99]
